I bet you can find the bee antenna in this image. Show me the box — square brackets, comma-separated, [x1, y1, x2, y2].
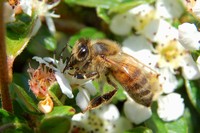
[63, 53, 74, 73]
[60, 43, 73, 59]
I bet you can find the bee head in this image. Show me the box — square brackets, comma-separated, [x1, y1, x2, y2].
[68, 39, 90, 68]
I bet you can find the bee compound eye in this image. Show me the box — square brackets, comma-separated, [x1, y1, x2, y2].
[77, 44, 88, 60]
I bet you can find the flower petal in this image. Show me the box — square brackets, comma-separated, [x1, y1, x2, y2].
[20, 0, 33, 16]
[155, 0, 184, 19]
[178, 23, 200, 50]
[47, 0, 60, 10]
[191, 0, 200, 18]
[157, 93, 184, 121]
[181, 54, 200, 80]
[128, 4, 154, 31]
[141, 19, 178, 43]
[109, 13, 133, 36]
[122, 35, 154, 51]
[54, 71, 74, 98]
[83, 81, 97, 96]
[45, 16, 56, 35]
[32, 56, 49, 66]
[76, 88, 90, 111]
[122, 39, 159, 69]
[97, 104, 120, 121]
[31, 17, 42, 37]
[72, 112, 89, 121]
[158, 67, 178, 93]
[123, 100, 152, 124]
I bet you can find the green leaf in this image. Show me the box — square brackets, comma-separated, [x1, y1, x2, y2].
[164, 109, 190, 133]
[164, 115, 188, 133]
[114, 85, 126, 101]
[145, 112, 168, 133]
[109, 0, 155, 14]
[124, 126, 152, 133]
[92, 80, 126, 102]
[185, 80, 200, 114]
[145, 103, 167, 133]
[48, 82, 64, 106]
[28, 25, 57, 52]
[96, 7, 110, 23]
[39, 106, 75, 133]
[64, 0, 119, 8]
[64, 0, 154, 12]
[68, 27, 106, 47]
[10, 83, 39, 114]
[0, 109, 33, 133]
[12, 73, 29, 90]
[6, 13, 38, 58]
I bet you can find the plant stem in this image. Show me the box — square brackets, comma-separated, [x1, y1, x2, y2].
[0, 1, 13, 112]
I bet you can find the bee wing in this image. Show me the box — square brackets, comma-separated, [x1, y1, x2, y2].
[105, 53, 162, 100]
[107, 52, 158, 77]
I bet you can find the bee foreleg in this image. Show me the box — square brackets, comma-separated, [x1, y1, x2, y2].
[83, 75, 118, 112]
[73, 71, 98, 80]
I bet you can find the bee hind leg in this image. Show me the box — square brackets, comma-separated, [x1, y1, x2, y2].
[83, 75, 118, 112]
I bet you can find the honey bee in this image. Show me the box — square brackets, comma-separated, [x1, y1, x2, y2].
[67, 38, 161, 111]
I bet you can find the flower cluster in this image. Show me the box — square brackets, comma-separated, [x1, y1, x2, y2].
[70, 104, 132, 133]
[110, 0, 200, 123]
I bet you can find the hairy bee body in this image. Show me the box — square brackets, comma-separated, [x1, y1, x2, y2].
[108, 53, 153, 106]
[68, 39, 161, 108]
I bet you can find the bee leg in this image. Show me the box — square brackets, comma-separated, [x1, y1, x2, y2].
[83, 75, 118, 112]
[73, 71, 98, 80]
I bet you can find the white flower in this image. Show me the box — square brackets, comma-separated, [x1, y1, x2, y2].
[20, 0, 33, 16]
[123, 98, 152, 124]
[109, 4, 154, 35]
[19, 0, 60, 35]
[70, 104, 133, 133]
[142, 19, 200, 80]
[110, 1, 184, 36]
[32, 56, 96, 110]
[178, 23, 200, 50]
[34, 0, 60, 35]
[4, 2, 15, 23]
[157, 93, 185, 121]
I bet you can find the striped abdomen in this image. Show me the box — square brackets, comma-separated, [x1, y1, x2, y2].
[111, 66, 153, 107]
